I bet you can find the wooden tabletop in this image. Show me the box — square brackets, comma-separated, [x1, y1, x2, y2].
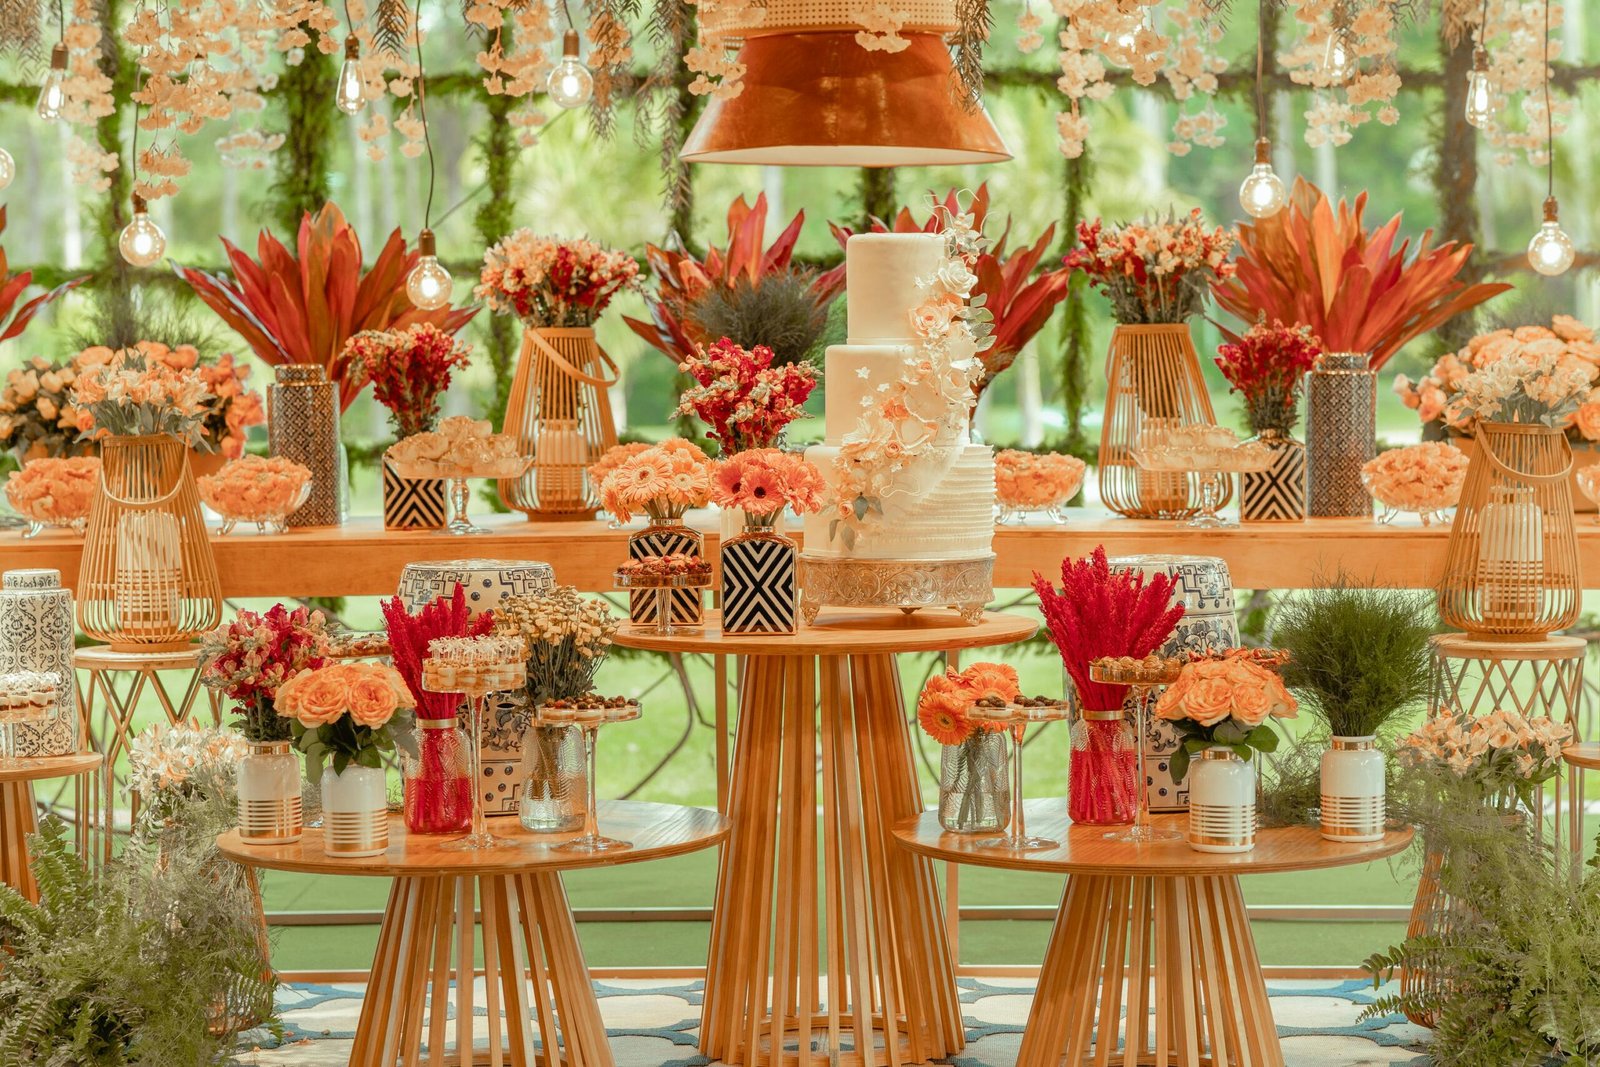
[74, 644, 207, 670]
[893, 798, 1414, 877]
[1564, 742, 1600, 771]
[216, 800, 729, 877]
[3, 509, 1567, 596]
[613, 607, 1037, 657]
[0, 752, 102, 784]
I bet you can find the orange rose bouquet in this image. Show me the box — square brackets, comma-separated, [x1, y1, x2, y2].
[1154, 655, 1297, 781]
[275, 662, 416, 777]
[600, 437, 714, 524]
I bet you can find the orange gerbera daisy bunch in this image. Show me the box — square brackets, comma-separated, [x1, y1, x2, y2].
[600, 438, 714, 523]
[916, 662, 1021, 746]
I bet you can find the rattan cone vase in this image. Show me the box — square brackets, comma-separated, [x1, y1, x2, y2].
[1438, 422, 1580, 639]
[1098, 322, 1228, 519]
[498, 326, 620, 520]
[77, 434, 222, 652]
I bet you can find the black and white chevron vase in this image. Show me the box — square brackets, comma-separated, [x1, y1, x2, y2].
[1240, 434, 1307, 523]
[628, 524, 705, 625]
[720, 533, 798, 635]
[382, 460, 448, 530]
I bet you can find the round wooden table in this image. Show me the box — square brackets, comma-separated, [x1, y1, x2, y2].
[0, 752, 102, 900]
[893, 799, 1414, 1067]
[218, 800, 728, 1067]
[617, 607, 1037, 1067]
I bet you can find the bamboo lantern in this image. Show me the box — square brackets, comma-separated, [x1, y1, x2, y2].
[1438, 422, 1580, 639]
[497, 327, 620, 520]
[77, 434, 222, 652]
[1098, 323, 1230, 519]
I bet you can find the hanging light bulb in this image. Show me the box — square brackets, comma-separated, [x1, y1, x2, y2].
[119, 196, 166, 267]
[1238, 138, 1287, 219]
[335, 34, 365, 115]
[547, 30, 593, 109]
[36, 43, 67, 121]
[1528, 197, 1575, 277]
[0, 149, 14, 191]
[1321, 32, 1352, 85]
[1464, 48, 1495, 128]
[407, 229, 452, 309]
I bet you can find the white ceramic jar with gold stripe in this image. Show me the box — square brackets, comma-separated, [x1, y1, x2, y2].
[1187, 749, 1256, 854]
[1320, 735, 1386, 843]
[320, 765, 389, 857]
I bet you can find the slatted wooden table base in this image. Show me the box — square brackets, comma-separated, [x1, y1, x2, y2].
[619, 609, 1038, 1067]
[218, 801, 728, 1067]
[0, 753, 103, 901]
[893, 800, 1413, 1067]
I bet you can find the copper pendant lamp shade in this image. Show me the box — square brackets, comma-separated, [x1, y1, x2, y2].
[681, 31, 1011, 167]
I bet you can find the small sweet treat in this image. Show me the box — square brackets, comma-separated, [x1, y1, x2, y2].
[386, 416, 526, 479]
[1012, 694, 1069, 709]
[326, 631, 392, 659]
[4, 457, 99, 530]
[0, 671, 60, 724]
[1362, 442, 1470, 519]
[617, 553, 713, 585]
[538, 694, 640, 725]
[994, 450, 1088, 510]
[422, 634, 529, 693]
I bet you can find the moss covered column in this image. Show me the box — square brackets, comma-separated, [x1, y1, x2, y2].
[273, 48, 336, 235]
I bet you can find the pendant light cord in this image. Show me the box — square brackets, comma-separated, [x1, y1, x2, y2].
[1254, 0, 1267, 137]
[1542, 0, 1553, 200]
[413, 0, 435, 230]
[557, 0, 576, 31]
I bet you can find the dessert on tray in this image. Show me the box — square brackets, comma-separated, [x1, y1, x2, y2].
[422, 634, 528, 693]
[386, 416, 528, 480]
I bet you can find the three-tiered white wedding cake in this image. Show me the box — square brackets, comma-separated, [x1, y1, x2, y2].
[802, 232, 996, 561]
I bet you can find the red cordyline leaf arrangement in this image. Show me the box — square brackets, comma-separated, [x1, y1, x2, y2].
[343, 323, 472, 439]
[624, 193, 845, 365]
[1032, 546, 1186, 712]
[829, 184, 1072, 398]
[1212, 179, 1511, 372]
[175, 203, 477, 412]
[381, 584, 494, 720]
[0, 206, 86, 343]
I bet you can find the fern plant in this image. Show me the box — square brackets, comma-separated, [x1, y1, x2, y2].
[0, 810, 275, 1066]
[1362, 769, 1600, 1064]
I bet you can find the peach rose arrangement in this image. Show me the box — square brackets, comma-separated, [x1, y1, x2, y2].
[196, 455, 313, 532]
[1360, 442, 1470, 524]
[1396, 708, 1571, 815]
[4, 456, 100, 532]
[69, 346, 212, 447]
[275, 662, 416, 777]
[994, 450, 1087, 514]
[1393, 316, 1600, 439]
[1154, 653, 1298, 782]
[600, 437, 714, 524]
[78, 343, 267, 458]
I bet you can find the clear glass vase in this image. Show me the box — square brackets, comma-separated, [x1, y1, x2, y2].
[518, 724, 587, 833]
[938, 733, 1010, 833]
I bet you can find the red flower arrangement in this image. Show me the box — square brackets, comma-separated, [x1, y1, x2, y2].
[200, 604, 330, 742]
[381, 584, 495, 721]
[344, 323, 473, 439]
[1213, 320, 1322, 433]
[674, 338, 817, 454]
[710, 449, 826, 516]
[1033, 547, 1186, 825]
[1063, 209, 1236, 325]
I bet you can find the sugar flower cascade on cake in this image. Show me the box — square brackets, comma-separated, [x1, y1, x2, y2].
[804, 197, 997, 559]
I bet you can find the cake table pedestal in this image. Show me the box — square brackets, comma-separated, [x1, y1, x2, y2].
[893, 800, 1413, 1067]
[218, 800, 728, 1067]
[0, 752, 102, 900]
[617, 608, 1037, 1067]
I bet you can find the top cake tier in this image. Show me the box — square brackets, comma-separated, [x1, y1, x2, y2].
[845, 232, 945, 344]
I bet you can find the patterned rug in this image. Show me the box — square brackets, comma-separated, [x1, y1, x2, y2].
[232, 977, 1433, 1065]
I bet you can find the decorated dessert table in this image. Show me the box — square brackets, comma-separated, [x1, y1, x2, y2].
[893, 799, 1414, 1067]
[615, 607, 1036, 1067]
[0, 752, 102, 901]
[6, 511, 1580, 596]
[217, 800, 728, 1067]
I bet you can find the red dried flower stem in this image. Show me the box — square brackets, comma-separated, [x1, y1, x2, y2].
[381, 583, 494, 719]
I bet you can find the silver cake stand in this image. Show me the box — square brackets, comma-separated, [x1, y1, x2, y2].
[797, 554, 995, 626]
